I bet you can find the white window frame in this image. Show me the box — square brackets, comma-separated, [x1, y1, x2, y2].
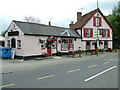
[41, 40, 46, 49]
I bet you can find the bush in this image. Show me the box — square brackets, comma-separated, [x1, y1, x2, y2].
[56, 52, 62, 56]
[101, 49, 105, 52]
[116, 46, 120, 49]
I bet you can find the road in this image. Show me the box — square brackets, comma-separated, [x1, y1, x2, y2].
[1, 53, 119, 89]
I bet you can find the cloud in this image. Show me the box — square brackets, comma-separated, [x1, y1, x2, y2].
[0, 0, 119, 31]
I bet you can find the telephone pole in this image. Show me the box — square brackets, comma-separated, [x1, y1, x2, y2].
[96, 0, 99, 56]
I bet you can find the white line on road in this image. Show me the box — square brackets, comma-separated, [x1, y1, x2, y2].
[38, 75, 55, 80]
[104, 62, 110, 64]
[0, 83, 15, 88]
[88, 65, 97, 68]
[67, 69, 80, 73]
[84, 66, 117, 82]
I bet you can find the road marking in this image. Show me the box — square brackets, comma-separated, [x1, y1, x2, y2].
[67, 69, 80, 73]
[38, 75, 55, 80]
[104, 62, 110, 64]
[88, 65, 97, 68]
[84, 66, 117, 82]
[0, 83, 15, 88]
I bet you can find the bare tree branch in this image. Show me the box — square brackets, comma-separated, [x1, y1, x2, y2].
[23, 16, 41, 24]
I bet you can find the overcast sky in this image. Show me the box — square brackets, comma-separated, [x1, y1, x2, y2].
[0, 0, 119, 32]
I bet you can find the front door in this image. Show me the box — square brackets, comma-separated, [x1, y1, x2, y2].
[47, 41, 52, 56]
[11, 38, 16, 48]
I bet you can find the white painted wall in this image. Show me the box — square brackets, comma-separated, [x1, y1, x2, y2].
[74, 38, 81, 50]
[5, 21, 25, 56]
[23, 36, 48, 56]
[77, 12, 113, 50]
[82, 12, 112, 41]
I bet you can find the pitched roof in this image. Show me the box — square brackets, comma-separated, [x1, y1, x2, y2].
[13, 20, 80, 37]
[71, 8, 114, 31]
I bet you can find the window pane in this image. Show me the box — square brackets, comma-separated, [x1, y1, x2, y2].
[17, 40, 21, 48]
[7, 40, 10, 47]
[86, 29, 90, 37]
[96, 17, 100, 26]
[104, 30, 107, 37]
[70, 39, 73, 49]
[62, 39, 68, 50]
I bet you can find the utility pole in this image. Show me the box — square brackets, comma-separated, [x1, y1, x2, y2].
[96, 0, 99, 56]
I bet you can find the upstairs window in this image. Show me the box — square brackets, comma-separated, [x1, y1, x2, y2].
[93, 17, 102, 27]
[102, 29, 110, 38]
[99, 29, 103, 35]
[84, 28, 93, 38]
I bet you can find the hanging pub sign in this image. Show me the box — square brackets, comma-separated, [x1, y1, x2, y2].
[8, 31, 19, 36]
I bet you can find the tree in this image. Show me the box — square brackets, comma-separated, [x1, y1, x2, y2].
[107, 1, 120, 48]
[23, 15, 41, 24]
[0, 30, 7, 37]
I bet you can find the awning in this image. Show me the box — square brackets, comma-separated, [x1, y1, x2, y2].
[47, 36, 57, 42]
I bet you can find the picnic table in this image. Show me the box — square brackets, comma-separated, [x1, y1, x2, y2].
[85, 49, 104, 55]
[67, 50, 81, 57]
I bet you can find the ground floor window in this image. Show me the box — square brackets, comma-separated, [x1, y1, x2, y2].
[7, 40, 10, 47]
[61, 38, 74, 50]
[17, 40, 21, 49]
[52, 41, 56, 49]
[86, 41, 91, 50]
[41, 40, 46, 49]
[104, 41, 108, 49]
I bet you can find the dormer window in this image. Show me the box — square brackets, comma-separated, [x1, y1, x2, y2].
[93, 17, 102, 27]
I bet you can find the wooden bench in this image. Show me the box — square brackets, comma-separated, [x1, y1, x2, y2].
[67, 50, 81, 57]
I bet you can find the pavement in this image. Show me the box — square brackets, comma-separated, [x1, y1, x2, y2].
[1, 52, 119, 73]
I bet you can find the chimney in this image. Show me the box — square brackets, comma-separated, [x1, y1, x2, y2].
[77, 12, 82, 23]
[69, 21, 74, 29]
[49, 21, 51, 26]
